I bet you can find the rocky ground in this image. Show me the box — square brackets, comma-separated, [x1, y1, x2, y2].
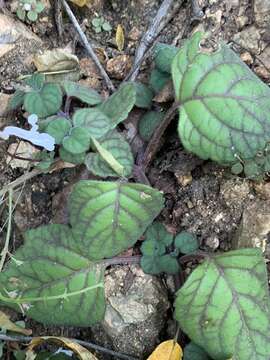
[0, 0, 270, 358]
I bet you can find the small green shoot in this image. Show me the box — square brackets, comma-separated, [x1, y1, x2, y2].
[16, 0, 45, 22]
[91, 16, 112, 33]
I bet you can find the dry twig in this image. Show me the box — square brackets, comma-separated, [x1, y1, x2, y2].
[60, 0, 115, 92]
[126, 0, 183, 81]
[0, 334, 138, 360]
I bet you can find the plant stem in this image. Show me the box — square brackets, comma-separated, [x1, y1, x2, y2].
[0, 334, 139, 360]
[0, 190, 13, 271]
[142, 101, 179, 169]
[103, 255, 141, 267]
[60, 0, 115, 92]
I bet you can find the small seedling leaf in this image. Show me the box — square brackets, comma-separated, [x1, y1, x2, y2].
[139, 111, 165, 141]
[24, 83, 62, 118]
[154, 43, 179, 74]
[172, 32, 270, 170]
[147, 339, 183, 360]
[63, 81, 102, 105]
[174, 231, 198, 254]
[0, 224, 105, 326]
[175, 248, 270, 360]
[69, 181, 164, 259]
[99, 83, 136, 127]
[150, 68, 171, 93]
[45, 117, 71, 144]
[146, 222, 174, 247]
[27, 10, 38, 22]
[73, 108, 111, 138]
[62, 127, 90, 154]
[85, 130, 134, 177]
[134, 82, 154, 109]
[159, 254, 180, 274]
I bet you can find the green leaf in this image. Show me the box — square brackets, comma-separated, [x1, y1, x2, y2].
[69, 181, 164, 259]
[25, 73, 45, 91]
[231, 162, 243, 175]
[35, 2, 45, 13]
[149, 68, 171, 93]
[174, 248, 270, 360]
[134, 82, 153, 109]
[159, 254, 179, 274]
[85, 130, 134, 177]
[99, 83, 136, 127]
[24, 83, 62, 118]
[90, 136, 125, 177]
[62, 127, 90, 154]
[154, 43, 179, 74]
[174, 231, 198, 254]
[140, 222, 175, 275]
[140, 255, 162, 275]
[92, 18, 101, 27]
[27, 10, 38, 21]
[62, 81, 102, 105]
[9, 89, 25, 110]
[145, 222, 174, 247]
[183, 342, 211, 360]
[139, 111, 165, 141]
[16, 8, 26, 21]
[102, 22, 112, 31]
[172, 32, 270, 167]
[45, 117, 71, 144]
[59, 147, 86, 164]
[73, 108, 111, 138]
[0, 224, 105, 327]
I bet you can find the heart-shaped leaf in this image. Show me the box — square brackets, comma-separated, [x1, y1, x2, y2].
[73, 108, 111, 138]
[174, 248, 270, 360]
[62, 127, 90, 154]
[59, 147, 86, 164]
[134, 82, 154, 109]
[25, 73, 45, 91]
[85, 130, 134, 177]
[139, 111, 165, 141]
[45, 117, 72, 144]
[174, 231, 198, 254]
[0, 224, 105, 327]
[99, 83, 136, 127]
[154, 43, 178, 74]
[24, 83, 62, 118]
[140, 222, 179, 275]
[172, 32, 270, 166]
[63, 81, 102, 105]
[150, 68, 171, 93]
[69, 181, 164, 259]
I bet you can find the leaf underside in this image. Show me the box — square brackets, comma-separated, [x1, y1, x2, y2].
[85, 130, 134, 177]
[69, 181, 164, 259]
[174, 248, 270, 360]
[0, 224, 105, 327]
[172, 32, 270, 165]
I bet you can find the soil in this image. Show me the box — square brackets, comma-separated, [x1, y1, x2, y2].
[0, 0, 269, 359]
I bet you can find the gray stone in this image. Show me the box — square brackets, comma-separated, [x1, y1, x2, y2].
[232, 199, 270, 250]
[233, 26, 262, 54]
[92, 265, 170, 357]
[254, 0, 270, 28]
